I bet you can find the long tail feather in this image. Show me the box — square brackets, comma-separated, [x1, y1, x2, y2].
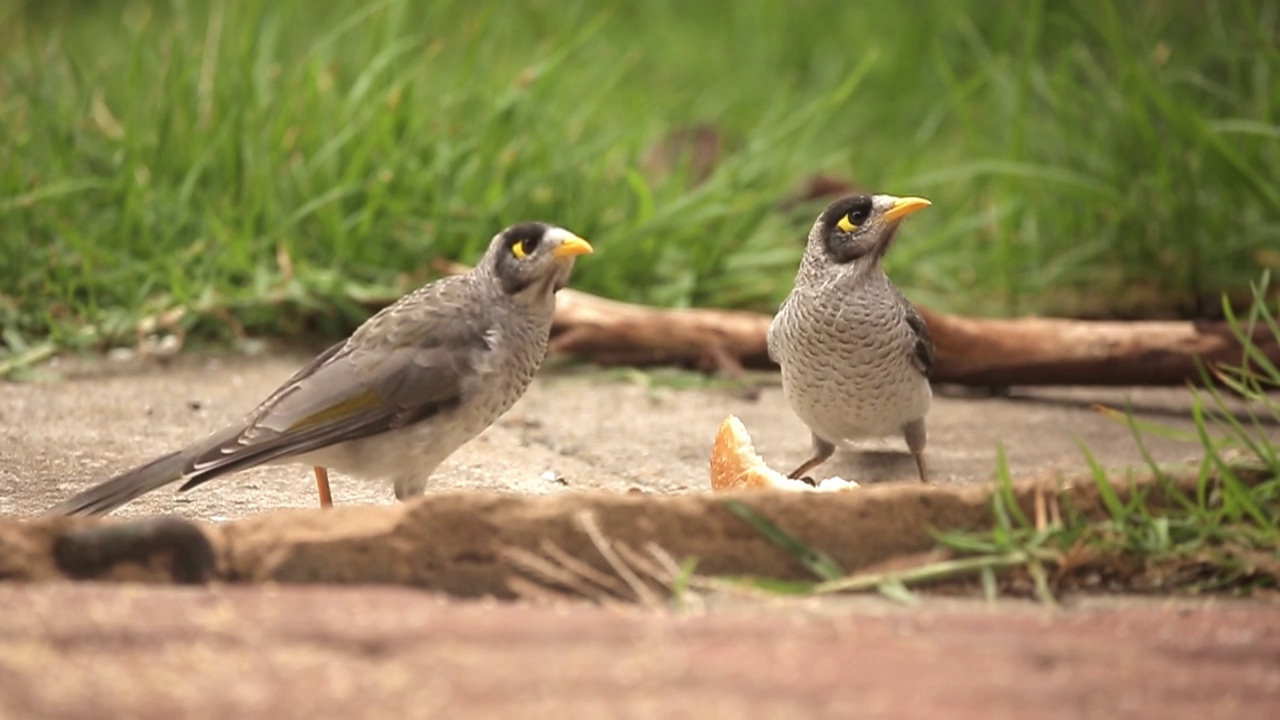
[44, 451, 194, 517]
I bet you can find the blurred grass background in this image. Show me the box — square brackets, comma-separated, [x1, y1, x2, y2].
[2, 0, 1278, 358]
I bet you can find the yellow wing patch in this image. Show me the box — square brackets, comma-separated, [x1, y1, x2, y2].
[287, 389, 384, 431]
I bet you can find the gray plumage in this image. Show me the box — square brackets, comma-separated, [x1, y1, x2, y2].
[47, 223, 593, 516]
[768, 194, 934, 482]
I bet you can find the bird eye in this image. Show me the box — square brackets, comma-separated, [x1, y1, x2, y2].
[837, 208, 869, 233]
[510, 235, 541, 260]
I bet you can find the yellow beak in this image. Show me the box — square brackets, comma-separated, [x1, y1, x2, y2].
[882, 196, 932, 224]
[553, 236, 594, 258]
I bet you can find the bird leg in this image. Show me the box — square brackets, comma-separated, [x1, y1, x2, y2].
[786, 434, 836, 480]
[314, 466, 334, 508]
[912, 452, 929, 483]
[902, 419, 929, 483]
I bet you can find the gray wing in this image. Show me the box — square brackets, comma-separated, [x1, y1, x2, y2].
[902, 301, 934, 378]
[180, 280, 492, 490]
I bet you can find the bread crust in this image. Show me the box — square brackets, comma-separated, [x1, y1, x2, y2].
[708, 415, 858, 493]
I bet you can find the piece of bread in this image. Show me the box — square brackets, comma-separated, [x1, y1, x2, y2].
[708, 415, 858, 493]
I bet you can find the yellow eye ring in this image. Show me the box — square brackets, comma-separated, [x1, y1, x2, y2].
[836, 215, 857, 233]
[511, 241, 527, 259]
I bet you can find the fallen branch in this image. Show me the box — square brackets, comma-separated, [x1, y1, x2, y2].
[545, 285, 1280, 386]
[914, 309, 1280, 386]
[421, 260, 1280, 386]
[549, 288, 774, 373]
[109, 260, 1279, 389]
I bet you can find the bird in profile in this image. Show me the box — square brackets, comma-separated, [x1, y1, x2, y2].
[768, 194, 934, 483]
[47, 223, 593, 516]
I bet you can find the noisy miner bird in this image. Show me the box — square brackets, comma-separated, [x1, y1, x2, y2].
[46, 222, 593, 517]
[767, 194, 934, 483]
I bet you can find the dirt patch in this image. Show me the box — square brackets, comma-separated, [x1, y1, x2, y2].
[0, 584, 1275, 719]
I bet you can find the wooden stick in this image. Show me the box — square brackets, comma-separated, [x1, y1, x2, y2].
[435, 261, 1280, 386]
[913, 308, 1280, 386]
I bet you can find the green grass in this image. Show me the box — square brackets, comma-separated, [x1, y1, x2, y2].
[3, 0, 1279, 361]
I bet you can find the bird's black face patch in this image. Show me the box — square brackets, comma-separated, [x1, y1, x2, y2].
[494, 223, 549, 294]
[491, 222, 572, 297]
[820, 195, 873, 232]
[503, 222, 548, 260]
[818, 195, 875, 263]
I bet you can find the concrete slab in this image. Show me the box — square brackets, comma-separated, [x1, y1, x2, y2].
[0, 352, 1248, 520]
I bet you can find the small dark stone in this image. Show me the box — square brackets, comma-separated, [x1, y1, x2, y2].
[54, 516, 216, 584]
